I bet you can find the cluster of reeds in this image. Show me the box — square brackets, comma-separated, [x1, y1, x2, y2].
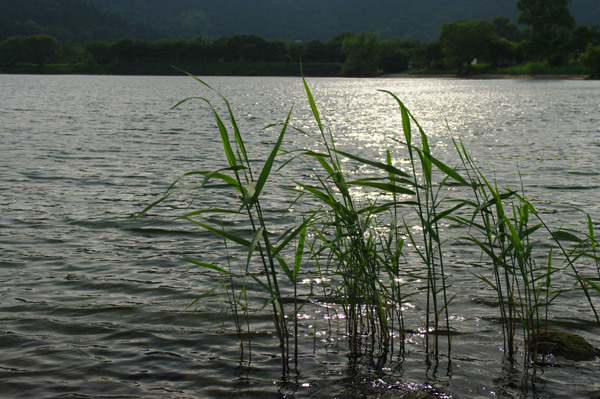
[446, 141, 600, 358]
[135, 72, 600, 370]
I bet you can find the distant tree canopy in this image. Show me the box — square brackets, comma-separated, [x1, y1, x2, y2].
[517, 0, 576, 60]
[517, 0, 576, 33]
[581, 43, 600, 76]
[341, 32, 380, 77]
[439, 20, 498, 74]
[0, 34, 60, 66]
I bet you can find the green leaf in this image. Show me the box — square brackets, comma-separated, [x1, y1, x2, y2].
[275, 254, 294, 281]
[551, 230, 583, 243]
[183, 170, 246, 195]
[546, 248, 553, 289]
[247, 227, 264, 269]
[302, 75, 324, 134]
[379, 90, 411, 147]
[251, 106, 293, 203]
[424, 153, 470, 186]
[272, 213, 317, 258]
[176, 208, 240, 219]
[185, 282, 224, 310]
[183, 259, 230, 274]
[251, 274, 275, 297]
[431, 202, 467, 224]
[331, 149, 412, 178]
[415, 148, 432, 184]
[294, 224, 307, 280]
[346, 180, 415, 195]
[185, 219, 251, 247]
[213, 108, 238, 169]
[292, 181, 339, 209]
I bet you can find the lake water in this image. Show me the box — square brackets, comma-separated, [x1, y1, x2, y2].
[1, 74, 600, 398]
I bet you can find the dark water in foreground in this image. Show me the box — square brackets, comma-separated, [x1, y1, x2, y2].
[1, 75, 600, 398]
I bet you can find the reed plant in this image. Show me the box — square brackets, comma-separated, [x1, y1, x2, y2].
[134, 70, 311, 369]
[445, 140, 600, 358]
[287, 79, 419, 354]
[135, 71, 600, 371]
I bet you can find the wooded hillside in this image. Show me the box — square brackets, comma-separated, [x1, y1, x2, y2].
[91, 0, 599, 41]
[0, 0, 159, 43]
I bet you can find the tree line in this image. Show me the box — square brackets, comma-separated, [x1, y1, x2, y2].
[0, 32, 415, 76]
[436, 0, 600, 74]
[1, 0, 599, 77]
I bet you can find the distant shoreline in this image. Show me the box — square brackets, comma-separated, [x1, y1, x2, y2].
[379, 73, 591, 80]
[0, 65, 593, 80]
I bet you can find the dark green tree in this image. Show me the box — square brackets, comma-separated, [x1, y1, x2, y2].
[326, 32, 355, 63]
[378, 39, 409, 73]
[340, 32, 380, 77]
[581, 43, 600, 77]
[439, 20, 497, 74]
[516, 0, 576, 60]
[486, 37, 516, 66]
[567, 25, 600, 59]
[415, 41, 444, 69]
[265, 39, 289, 62]
[225, 34, 268, 62]
[85, 41, 112, 63]
[22, 35, 61, 66]
[0, 36, 24, 67]
[492, 16, 522, 42]
[110, 38, 150, 63]
[186, 36, 211, 63]
[303, 40, 328, 62]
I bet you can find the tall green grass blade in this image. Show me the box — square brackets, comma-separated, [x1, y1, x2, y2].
[378, 90, 411, 147]
[470, 272, 499, 291]
[183, 170, 247, 194]
[332, 149, 412, 178]
[302, 75, 324, 134]
[424, 152, 471, 187]
[213, 108, 238, 169]
[172, 67, 251, 167]
[183, 259, 230, 274]
[415, 148, 432, 184]
[251, 275, 276, 297]
[275, 254, 294, 281]
[248, 106, 293, 206]
[292, 181, 340, 210]
[431, 202, 467, 225]
[185, 219, 251, 247]
[185, 282, 225, 310]
[587, 214, 596, 248]
[551, 230, 583, 242]
[294, 225, 307, 281]
[176, 209, 240, 219]
[346, 181, 415, 195]
[272, 214, 316, 257]
[247, 227, 264, 269]
[546, 248, 554, 288]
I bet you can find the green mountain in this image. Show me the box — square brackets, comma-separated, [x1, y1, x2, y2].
[0, 0, 160, 43]
[91, 0, 599, 41]
[2, 0, 598, 44]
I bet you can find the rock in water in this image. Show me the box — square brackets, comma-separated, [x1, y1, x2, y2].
[528, 329, 600, 361]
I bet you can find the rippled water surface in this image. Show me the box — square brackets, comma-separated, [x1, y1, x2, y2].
[1, 75, 600, 398]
